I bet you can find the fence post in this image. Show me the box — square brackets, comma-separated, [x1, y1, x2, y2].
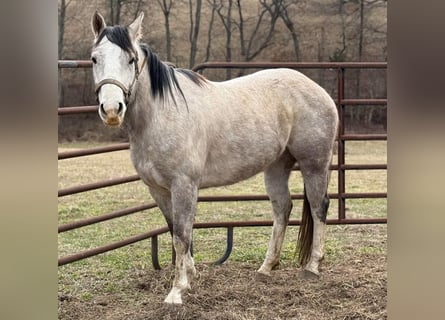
[337, 67, 346, 220]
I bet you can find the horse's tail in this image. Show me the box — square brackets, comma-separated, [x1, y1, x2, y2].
[297, 187, 313, 267]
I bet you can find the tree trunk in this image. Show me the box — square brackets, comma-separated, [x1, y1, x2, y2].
[226, 0, 232, 79]
[109, 0, 121, 25]
[356, 0, 364, 95]
[58, 0, 68, 107]
[205, 0, 218, 62]
[355, 0, 365, 125]
[234, 0, 282, 76]
[133, 0, 144, 20]
[58, 0, 67, 59]
[157, 0, 173, 62]
[216, 0, 233, 79]
[317, 26, 325, 87]
[236, 0, 245, 58]
[189, 0, 202, 68]
[278, 1, 300, 61]
[244, 0, 281, 62]
[165, 15, 172, 62]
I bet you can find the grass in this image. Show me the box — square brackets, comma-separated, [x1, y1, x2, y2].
[58, 140, 386, 304]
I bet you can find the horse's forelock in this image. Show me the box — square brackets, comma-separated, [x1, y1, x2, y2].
[95, 26, 136, 55]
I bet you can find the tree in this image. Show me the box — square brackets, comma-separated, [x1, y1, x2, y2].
[204, 0, 220, 62]
[157, 0, 174, 62]
[327, 0, 387, 128]
[277, 0, 301, 61]
[236, 0, 281, 62]
[189, 0, 202, 68]
[58, 0, 71, 59]
[109, 0, 146, 26]
[58, 0, 72, 107]
[216, 0, 234, 79]
[109, 0, 122, 25]
[133, 0, 145, 20]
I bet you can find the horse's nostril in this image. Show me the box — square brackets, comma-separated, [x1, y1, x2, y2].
[118, 102, 124, 115]
[99, 103, 106, 115]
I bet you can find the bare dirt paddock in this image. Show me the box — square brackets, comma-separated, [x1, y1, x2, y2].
[58, 225, 386, 320]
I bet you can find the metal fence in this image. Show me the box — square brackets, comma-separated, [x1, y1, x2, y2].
[58, 61, 387, 268]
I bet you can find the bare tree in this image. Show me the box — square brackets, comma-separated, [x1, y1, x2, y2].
[205, 0, 220, 62]
[356, 0, 386, 91]
[133, 0, 145, 20]
[276, 0, 301, 61]
[317, 26, 326, 87]
[109, 0, 122, 25]
[236, 0, 281, 62]
[58, 0, 73, 107]
[109, 0, 146, 26]
[216, 0, 234, 79]
[333, 0, 387, 128]
[232, 0, 291, 76]
[157, 0, 174, 62]
[330, 0, 349, 62]
[58, 0, 71, 59]
[189, 0, 202, 68]
[355, 0, 365, 98]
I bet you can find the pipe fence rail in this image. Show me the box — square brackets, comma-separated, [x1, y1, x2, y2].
[58, 61, 387, 267]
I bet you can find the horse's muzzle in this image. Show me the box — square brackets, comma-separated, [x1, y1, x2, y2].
[104, 113, 122, 127]
[99, 103, 125, 127]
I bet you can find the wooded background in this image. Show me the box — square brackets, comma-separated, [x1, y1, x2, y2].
[58, 0, 387, 141]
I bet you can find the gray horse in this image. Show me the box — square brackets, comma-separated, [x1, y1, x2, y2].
[91, 12, 338, 304]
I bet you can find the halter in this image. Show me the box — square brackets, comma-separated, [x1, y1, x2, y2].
[94, 53, 147, 105]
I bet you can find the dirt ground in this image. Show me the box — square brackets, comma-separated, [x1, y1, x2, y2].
[58, 247, 386, 320]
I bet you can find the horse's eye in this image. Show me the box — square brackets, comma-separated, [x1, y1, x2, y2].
[129, 57, 135, 65]
[91, 57, 97, 64]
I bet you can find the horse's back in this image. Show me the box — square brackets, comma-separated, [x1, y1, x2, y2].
[213, 68, 338, 147]
[217, 68, 336, 117]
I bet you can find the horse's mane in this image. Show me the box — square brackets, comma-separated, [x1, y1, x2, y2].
[140, 44, 206, 102]
[95, 25, 206, 104]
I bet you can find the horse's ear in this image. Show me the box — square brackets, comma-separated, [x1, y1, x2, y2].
[92, 11, 106, 37]
[128, 12, 144, 42]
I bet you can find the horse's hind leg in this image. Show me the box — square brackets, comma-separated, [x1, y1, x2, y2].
[258, 151, 295, 276]
[298, 160, 331, 277]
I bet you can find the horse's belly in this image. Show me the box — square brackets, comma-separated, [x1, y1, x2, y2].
[199, 142, 282, 188]
[200, 166, 260, 188]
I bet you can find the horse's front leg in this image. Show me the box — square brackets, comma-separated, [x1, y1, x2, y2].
[164, 178, 198, 304]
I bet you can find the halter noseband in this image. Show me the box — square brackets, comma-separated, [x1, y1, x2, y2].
[94, 54, 147, 104]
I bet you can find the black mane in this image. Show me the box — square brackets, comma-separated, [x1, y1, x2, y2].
[95, 26, 206, 104]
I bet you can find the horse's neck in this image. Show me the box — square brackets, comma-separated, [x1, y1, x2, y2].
[125, 70, 154, 138]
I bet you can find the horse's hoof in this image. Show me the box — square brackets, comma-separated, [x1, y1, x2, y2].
[164, 288, 183, 304]
[257, 267, 272, 277]
[300, 269, 320, 280]
[255, 271, 272, 284]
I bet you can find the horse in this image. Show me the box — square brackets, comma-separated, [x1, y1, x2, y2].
[90, 11, 339, 304]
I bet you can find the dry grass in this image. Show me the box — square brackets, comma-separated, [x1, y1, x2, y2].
[58, 140, 386, 319]
[59, 245, 387, 319]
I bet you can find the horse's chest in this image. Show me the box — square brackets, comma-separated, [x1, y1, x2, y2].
[130, 149, 169, 189]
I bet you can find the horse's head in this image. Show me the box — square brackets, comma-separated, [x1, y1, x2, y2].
[90, 11, 144, 127]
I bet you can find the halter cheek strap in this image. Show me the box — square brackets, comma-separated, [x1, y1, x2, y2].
[94, 55, 147, 104]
